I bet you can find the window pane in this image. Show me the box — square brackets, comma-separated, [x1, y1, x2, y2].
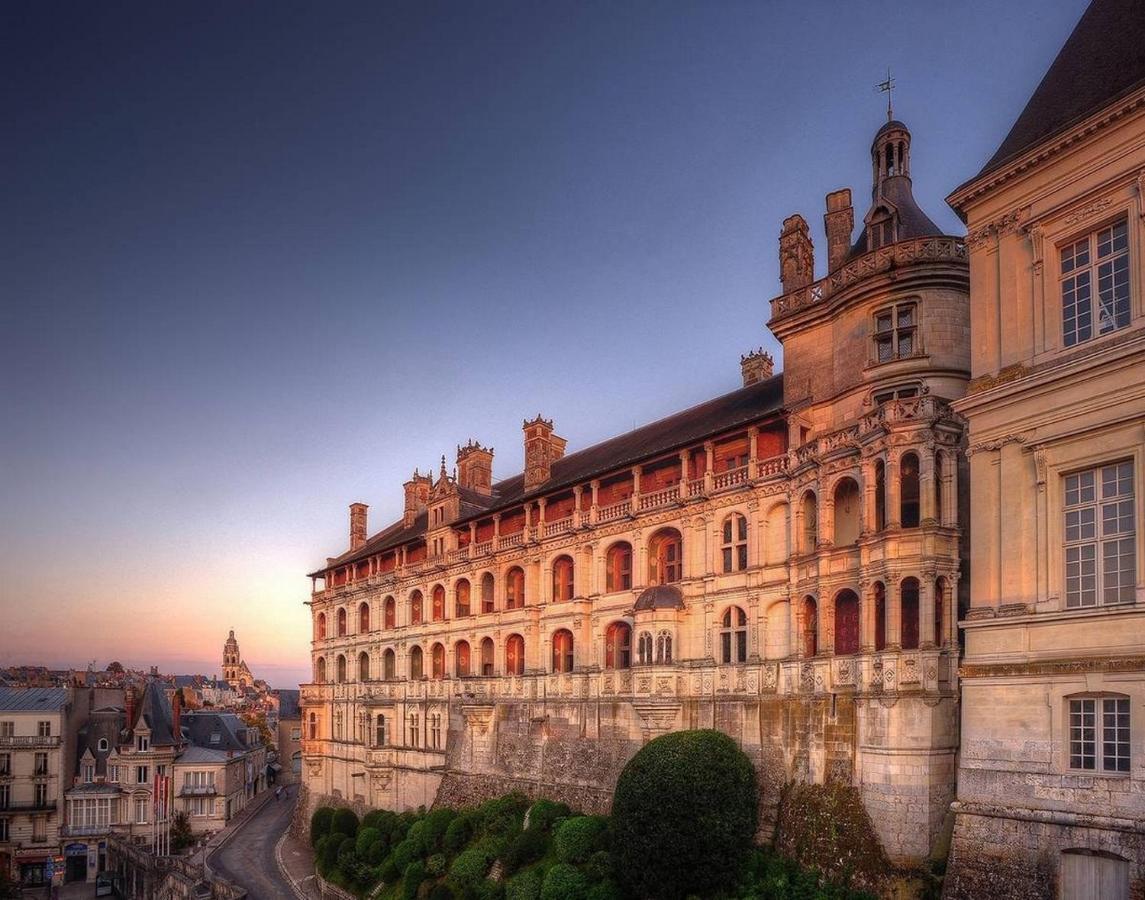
[1102, 698, 1130, 773]
[898, 331, 914, 357]
[896, 305, 914, 328]
[1069, 699, 1095, 769]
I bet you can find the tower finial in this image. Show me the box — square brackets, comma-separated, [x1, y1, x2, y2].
[876, 67, 895, 121]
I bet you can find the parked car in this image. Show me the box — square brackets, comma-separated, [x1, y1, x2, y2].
[96, 873, 114, 896]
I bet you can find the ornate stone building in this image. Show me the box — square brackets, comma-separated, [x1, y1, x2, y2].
[222, 630, 254, 691]
[944, 1, 1145, 897]
[301, 117, 969, 864]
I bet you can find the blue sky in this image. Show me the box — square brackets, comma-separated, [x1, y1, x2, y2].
[0, 0, 1088, 686]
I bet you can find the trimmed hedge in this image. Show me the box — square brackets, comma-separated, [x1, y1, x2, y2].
[611, 729, 758, 900]
[355, 826, 381, 857]
[331, 807, 360, 839]
[526, 799, 571, 833]
[449, 839, 499, 888]
[402, 861, 425, 900]
[444, 814, 474, 853]
[310, 807, 335, 846]
[553, 816, 608, 865]
[319, 833, 347, 872]
[505, 869, 543, 900]
[391, 837, 420, 874]
[540, 864, 588, 900]
[502, 825, 548, 874]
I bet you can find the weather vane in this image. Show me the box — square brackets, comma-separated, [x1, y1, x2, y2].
[876, 67, 895, 121]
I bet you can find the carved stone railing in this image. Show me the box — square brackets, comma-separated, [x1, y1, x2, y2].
[497, 532, 524, 549]
[712, 465, 749, 491]
[543, 517, 573, 537]
[473, 540, 493, 556]
[770, 237, 967, 320]
[638, 485, 680, 511]
[756, 455, 789, 478]
[686, 478, 705, 497]
[597, 500, 629, 523]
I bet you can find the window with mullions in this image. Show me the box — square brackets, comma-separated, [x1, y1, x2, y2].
[1064, 462, 1135, 607]
[873, 302, 917, 363]
[722, 514, 748, 573]
[1069, 697, 1130, 773]
[1061, 219, 1130, 348]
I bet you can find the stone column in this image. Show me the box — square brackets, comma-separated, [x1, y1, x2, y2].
[748, 426, 760, 479]
[704, 442, 715, 493]
[747, 593, 761, 662]
[589, 480, 600, 525]
[523, 503, 532, 542]
[635, 530, 647, 588]
[468, 521, 477, 557]
[572, 486, 583, 527]
[861, 457, 877, 533]
[886, 454, 901, 529]
[886, 577, 902, 649]
[819, 593, 833, 655]
[920, 445, 937, 525]
[859, 581, 874, 652]
[493, 514, 501, 543]
[819, 492, 834, 549]
[919, 574, 936, 648]
[679, 450, 690, 494]
[631, 467, 642, 514]
[945, 453, 959, 528]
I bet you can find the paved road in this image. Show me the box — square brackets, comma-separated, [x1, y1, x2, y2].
[210, 792, 297, 900]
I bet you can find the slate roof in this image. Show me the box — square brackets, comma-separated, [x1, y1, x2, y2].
[132, 681, 178, 746]
[0, 687, 69, 712]
[74, 708, 125, 777]
[849, 173, 944, 260]
[314, 374, 785, 574]
[967, 0, 1145, 186]
[274, 689, 301, 720]
[183, 711, 256, 752]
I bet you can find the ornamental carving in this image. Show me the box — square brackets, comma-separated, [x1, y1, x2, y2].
[967, 434, 1026, 456]
[1063, 197, 1113, 227]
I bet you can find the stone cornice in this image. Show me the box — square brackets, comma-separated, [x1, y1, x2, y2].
[959, 654, 1145, 680]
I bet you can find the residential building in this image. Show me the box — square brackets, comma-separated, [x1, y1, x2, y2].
[273, 690, 302, 785]
[174, 711, 267, 834]
[944, 1, 1145, 897]
[301, 115, 969, 864]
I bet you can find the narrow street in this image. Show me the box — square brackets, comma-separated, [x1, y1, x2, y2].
[209, 791, 299, 900]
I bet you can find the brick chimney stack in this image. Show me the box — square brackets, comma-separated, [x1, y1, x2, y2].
[740, 349, 775, 387]
[402, 470, 432, 527]
[125, 684, 137, 732]
[349, 502, 368, 550]
[824, 189, 854, 273]
[523, 415, 567, 491]
[779, 214, 814, 293]
[172, 688, 182, 742]
[457, 441, 494, 496]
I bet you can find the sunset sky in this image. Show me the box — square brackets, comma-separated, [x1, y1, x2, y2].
[1, 1, 1087, 688]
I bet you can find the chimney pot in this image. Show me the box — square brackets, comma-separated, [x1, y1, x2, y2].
[779, 215, 814, 293]
[349, 503, 368, 551]
[523, 416, 567, 490]
[824, 188, 854, 273]
[740, 349, 775, 386]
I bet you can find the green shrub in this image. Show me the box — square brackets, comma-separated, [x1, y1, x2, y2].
[320, 833, 347, 872]
[584, 881, 622, 900]
[313, 836, 329, 872]
[429, 884, 455, 900]
[331, 807, 360, 839]
[611, 729, 758, 900]
[355, 826, 381, 857]
[449, 839, 499, 888]
[426, 853, 447, 876]
[423, 807, 457, 851]
[444, 814, 474, 853]
[391, 837, 420, 873]
[364, 836, 389, 866]
[379, 855, 400, 884]
[584, 849, 612, 883]
[310, 807, 335, 845]
[476, 793, 529, 836]
[505, 869, 543, 900]
[526, 799, 571, 833]
[401, 861, 426, 900]
[407, 820, 428, 852]
[363, 809, 398, 833]
[474, 881, 505, 900]
[553, 816, 608, 864]
[502, 826, 549, 874]
[540, 864, 588, 900]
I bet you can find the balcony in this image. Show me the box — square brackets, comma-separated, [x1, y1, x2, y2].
[712, 465, 749, 492]
[179, 785, 218, 797]
[0, 735, 61, 748]
[0, 799, 57, 813]
[596, 500, 630, 524]
[61, 823, 113, 837]
[637, 484, 680, 512]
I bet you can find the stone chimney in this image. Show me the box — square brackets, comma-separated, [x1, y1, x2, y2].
[523, 415, 567, 491]
[457, 440, 494, 496]
[779, 214, 814, 293]
[740, 349, 774, 387]
[125, 684, 137, 732]
[172, 688, 182, 742]
[402, 470, 432, 527]
[349, 502, 368, 550]
[824, 189, 854, 273]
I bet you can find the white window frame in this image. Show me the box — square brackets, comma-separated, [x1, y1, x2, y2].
[1063, 461, 1136, 608]
[1059, 217, 1131, 348]
[1068, 696, 1130, 774]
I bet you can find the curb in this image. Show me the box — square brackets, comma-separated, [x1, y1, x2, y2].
[204, 790, 277, 877]
[274, 828, 311, 900]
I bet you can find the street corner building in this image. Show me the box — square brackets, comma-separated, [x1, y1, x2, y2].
[300, 111, 970, 868]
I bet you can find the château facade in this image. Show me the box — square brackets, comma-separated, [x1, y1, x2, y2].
[300, 118, 970, 864]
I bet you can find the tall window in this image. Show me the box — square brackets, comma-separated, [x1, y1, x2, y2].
[409, 646, 423, 680]
[1069, 697, 1130, 772]
[655, 630, 673, 664]
[384, 597, 396, 629]
[721, 607, 747, 664]
[316, 613, 327, 641]
[410, 591, 423, 625]
[551, 630, 574, 673]
[875, 461, 887, 531]
[407, 712, 419, 747]
[358, 651, 370, 682]
[604, 622, 632, 670]
[722, 514, 748, 572]
[648, 529, 682, 584]
[1065, 462, 1136, 607]
[480, 637, 495, 676]
[834, 590, 860, 655]
[873, 301, 917, 362]
[505, 568, 525, 609]
[874, 582, 887, 652]
[455, 641, 471, 677]
[336, 654, 347, 683]
[315, 657, 326, 684]
[375, 714, 387, 747]
[383, 649, 395, 680]
[606, 543, 632, 592]
[481, 573, 495, 613]
[432, 585, 446, 621]
[1061, 219, 1130, 347]
[430, 713, 442, 750]
[308, 712, 318, 740]
[637, 631, 653, 665]
[359, 602, 370, 633]
[336, 608, 347, 637]
[802, 597, 818, 657]
[552, 556, 575, 602]
[431, 643, 445, 679]
[455, 580, 471, 617]
[135, 797, 148, 824]
[900, 453, 921, 528]
[901, 578, 920, 650]
[802, 492, 818, 552]
[505, 634, 525, 675]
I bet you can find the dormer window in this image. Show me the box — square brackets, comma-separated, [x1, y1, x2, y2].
[97, 738, 108, 752]
[873, 301, 917, 363]
[868, 208, 897, 251]
[83, 764, 94, 783]
[136, 735, 149, 752]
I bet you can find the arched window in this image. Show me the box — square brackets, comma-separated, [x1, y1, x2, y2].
[481, 573, 495, 613]
[802, 492, 818, 552]
[900, 452, 920, 528]
[455, 579, 471, 617]
[505, 567, 525, 610]
[308, 712, 318, 740]
[480, 637, 495, 676]
[383, 648, 395, 680]
[336, 608, 347, 637]
[335, 654, 347, 684]
[637, 631, 653, 665]
[407, 711, 419, 747]
[833, 478, 861, 545]
[875, 460, 886, 531]
[648, 528, 683, 584]
[606, 542, 633, 592]
[315, 657, 327, 684]
[802, 596, 818, 657]
[935, 577, 947, 647]
[551, 629, 574, 673]
[455, 640, 471, 677]
[316, 613, 327, 641]
[357, 651, 370, 682]
[409, 646, 423, 680]
[432, 585, 446, 621]
[833, 590, 860, 655]
[901, 577, 920, 650]
[375, 714, 387, 747]
[722, 514, 748, 572]
[431, 643, 445, 679]
[552, 556, 574, 602]
[384, 596, 395, 629]
[359, 602, 370, 634]
[874, 582, 887, 652]
[721, 607, 747, 664]
[410, 591, 423, 625]
[505, 634, 525, 675]
[656, 630, 673, 664]
[605, 622, 632, 669]
[98, 738, 108, 752]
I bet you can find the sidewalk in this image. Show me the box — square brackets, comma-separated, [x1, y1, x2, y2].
[275, 814, 319, 900]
